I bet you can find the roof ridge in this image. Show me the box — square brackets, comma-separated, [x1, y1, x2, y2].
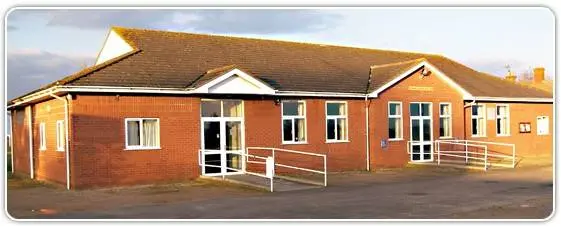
[111, 26, 444, 57]
[370, 58, 426, 69]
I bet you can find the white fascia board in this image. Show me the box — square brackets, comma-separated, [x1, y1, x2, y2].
[469, 96, 553, 103]
[193, 68, 276, 95]
[275, 91, 366, 98]
[367, 61, 474, 99]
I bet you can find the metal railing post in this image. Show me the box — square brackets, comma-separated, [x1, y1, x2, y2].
[484, 146, 488, 171]
[465, 141, 469, 164]
[512, 144, 516, 168]
[323, 155, 327, 187]
[437, 141, 440, 165]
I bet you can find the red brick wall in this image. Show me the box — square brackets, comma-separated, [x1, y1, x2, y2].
[465, 102, 553, 159]
[31, 98, 68, 185]
[369, 68, 466, 168]
[70, 94, 200, 189]
[244, 98, 367, 173]
[11, 108, 30, 176]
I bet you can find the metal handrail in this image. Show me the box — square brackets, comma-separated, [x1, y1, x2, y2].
[435, 140, 515, 170]
[246, 147, 328, 187]
[446, 139, 516, 168]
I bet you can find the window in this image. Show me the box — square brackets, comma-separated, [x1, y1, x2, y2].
[201, 99, 243, 118]
[125, 118, 160, 149]
[388, 102, 403, 140]
[537, 116, 549, 135]
[471, 104, 486, 137]
[326, 102, 348, 142]
[496, 105, 510, 136]
[282, 100, 306, 143]
[39, 122, 46, 151]
[439, 103, 452, 138]
[56, 120, 65, 151]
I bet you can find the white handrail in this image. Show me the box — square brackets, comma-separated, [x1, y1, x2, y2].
[449, 139, 516, 168]
[247, 146, 328, 187]
[435, 140, 516, 170]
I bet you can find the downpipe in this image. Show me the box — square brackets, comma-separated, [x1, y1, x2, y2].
[49, 93, 71, 190]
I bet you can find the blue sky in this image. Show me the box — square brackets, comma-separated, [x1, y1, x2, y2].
[5, 7, 555, 100]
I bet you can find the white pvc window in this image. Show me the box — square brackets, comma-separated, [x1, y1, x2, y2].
[496, 105, 510, 136]
[439, 103, 452, 138]
[125, 118, 160, 150]
[39, 122, 46, 151]
[388, 101, 403, 140]
[326, 101, 348, 142]
[471, 104, 486, 137]
[56, 120, 65, 151]
[537, 116, 549, 135]
[282, 100, 306, 144]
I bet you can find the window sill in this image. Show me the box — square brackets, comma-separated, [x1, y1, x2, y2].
[471, 135, 487, 138]
[496, 134, 511, 137]
[56, 149, 65, 152]
[439, 136, 454, 139]
[281, 142, 308, 145]
[39, 148, 46, 151]
[388, 138, 404, 142]
[326, 140, 349, 144]
[125, 147, 161, 151]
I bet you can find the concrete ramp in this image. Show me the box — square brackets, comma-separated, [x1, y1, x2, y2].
[202, 174, 322, 192]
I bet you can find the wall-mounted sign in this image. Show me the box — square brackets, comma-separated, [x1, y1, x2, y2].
[519, 122, 531, 133]
[407, 86, 434, 91]
[487, 107, 496, 120]
[381, 139, 388, 149]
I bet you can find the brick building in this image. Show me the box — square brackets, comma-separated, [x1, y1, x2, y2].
[8, 27, 553, 189]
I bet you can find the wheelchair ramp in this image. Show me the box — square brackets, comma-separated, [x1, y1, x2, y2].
[203, 174, 322, 192]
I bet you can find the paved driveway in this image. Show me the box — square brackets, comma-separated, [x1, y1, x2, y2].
[8, 165, 553, 219]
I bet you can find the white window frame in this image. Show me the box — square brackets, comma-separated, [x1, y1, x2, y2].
[281, 100, 307, 144]
[496, 104, 510, 136]
[125, 118, 161, 150]
[537, 116, 550, 136]
[388, 101, 403, 141]
[471, 104, 487, 137]
[439, 102, 453, 139]
[56, 120, 65, 152]
[39, 122, 46, 151]
[325, 101, 349, 143]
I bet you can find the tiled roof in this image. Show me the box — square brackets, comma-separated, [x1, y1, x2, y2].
[13, 26, 553, 102]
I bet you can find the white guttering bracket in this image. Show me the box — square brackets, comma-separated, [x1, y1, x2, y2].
[367, 60, 474, 100]
[49, 93, 71, 190]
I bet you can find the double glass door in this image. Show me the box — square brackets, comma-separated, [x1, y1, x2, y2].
[201, 100, 244, 176]
[409, 102, 433, 162]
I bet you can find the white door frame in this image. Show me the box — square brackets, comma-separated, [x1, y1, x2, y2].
[200, 99, 245, 176]
[409, 102, 434, 162]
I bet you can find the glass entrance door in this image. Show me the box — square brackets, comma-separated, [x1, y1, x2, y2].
[201, 100, 244, 176]
[409, 102, 433, 162]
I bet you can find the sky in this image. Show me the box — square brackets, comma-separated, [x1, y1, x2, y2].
[5, 7, 555, 100]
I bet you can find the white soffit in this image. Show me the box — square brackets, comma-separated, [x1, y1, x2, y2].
[94, 29, 134, 65]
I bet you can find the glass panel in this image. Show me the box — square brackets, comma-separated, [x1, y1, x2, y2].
[422, 119, 431, 141]
[295, 118, 306, 142]
[423, 144, 432, 160]
[283, 101, 299, 116]
[497, 118, 502, 134]
[440, 104, 450, 115]
[472, 105, 478, 116]
[327, 103, 344, 116]
[421, 103, 430, 116]
[410, 103, 419, 116]
[223, 100, 243, 117]
[226, 121, 241, 150]
[226, 153, 242, 172]
[439, 118, 445, 137]
[472, 118, 478, 135]
[412, 145, 420, 161]
[389, 103, 401, 115]
[142, 119, 159, 147]
[127, 120, 140, 146]
[478, 118, 485, 135]
[411, 119, 420, 141]
[283, 119, 293, 142]
[204, 154, 221, 174]
[204, 121, 220, 150]
[327, 119, 336, 140]
[440, 117, 450, 137]
[337, 118, 347, 140]
[202, 100, 221, 117]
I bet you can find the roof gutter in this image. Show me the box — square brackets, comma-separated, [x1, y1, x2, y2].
[470, 96, 553, 103]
